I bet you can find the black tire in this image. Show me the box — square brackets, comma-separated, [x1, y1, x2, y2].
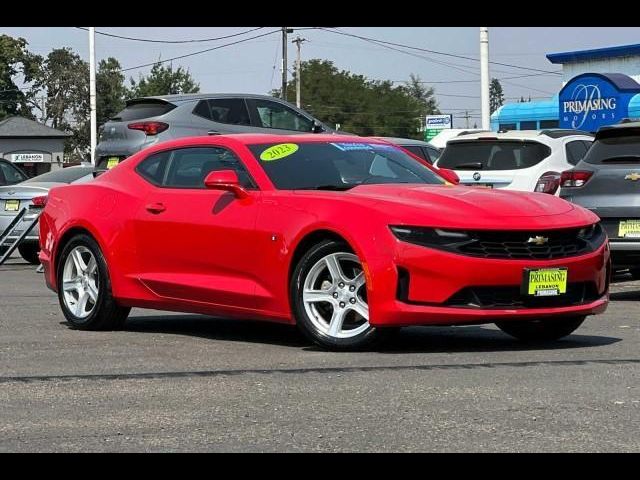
[495, 316, 586, 342]
[290, 239, 393, 351]
[18, 243, 40, 265]
[57, 233, 130, 330]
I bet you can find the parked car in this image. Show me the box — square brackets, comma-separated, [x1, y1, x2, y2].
[0, 166, 94, 264]
[428, 128, 485, 149]
[373, 137, 441, 164]
[95, 93, 337, 170]
[435, 129, 594, 195]
[39, 134, 608, 351]
[0, 158, 28, 186]
[560, 121, 640, 277]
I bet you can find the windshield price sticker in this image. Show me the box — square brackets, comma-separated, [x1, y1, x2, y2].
[330, 142, 375, 152]
[260, 143, 299, 161]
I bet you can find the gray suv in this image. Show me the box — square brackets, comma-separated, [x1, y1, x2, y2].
[95, 93, 334, 169]
[560, 121, 640, 276]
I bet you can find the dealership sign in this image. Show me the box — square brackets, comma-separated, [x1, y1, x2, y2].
[424, 114, 452, 141]
[11, 153, 45, 163]
[559, 73, 639, 131]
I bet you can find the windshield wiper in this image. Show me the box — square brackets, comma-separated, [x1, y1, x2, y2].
[304, 184, 356, 191]
[451, 162, 484, 170]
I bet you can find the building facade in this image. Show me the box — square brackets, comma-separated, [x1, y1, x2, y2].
[491, 44, 640, 132]
[0, 116, 70, 177]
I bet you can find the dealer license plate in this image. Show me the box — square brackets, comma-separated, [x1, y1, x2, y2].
[618, 220, 640, 238]
[4, 200, 19, 211]
[468, 183, 493, 189]
[523, 267, 568, 297]
[106, 157, 120, 169]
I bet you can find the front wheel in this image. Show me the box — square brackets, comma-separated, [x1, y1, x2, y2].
[57, 233, 130, 330]
[495, 316, 586, 342]
[290, 240, 392, 351]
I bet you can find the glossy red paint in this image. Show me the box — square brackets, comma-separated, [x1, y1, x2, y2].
[39, 134, 609, 327]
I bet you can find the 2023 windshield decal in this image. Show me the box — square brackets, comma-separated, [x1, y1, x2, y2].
[260, 143, 299, 161]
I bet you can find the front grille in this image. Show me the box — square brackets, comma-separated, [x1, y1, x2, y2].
[445, 282, 600, 309]
[456, 225, 604, 260]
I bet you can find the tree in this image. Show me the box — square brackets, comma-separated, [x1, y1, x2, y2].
[489, 78, 504, 114]
[34, 48, 89, 159]
[128, 62, 200, 98]
[272, 59, 438, 138]
[0, 35, 41, 120]
[96, 57, 126, 126]
[405, 73, 440, 118]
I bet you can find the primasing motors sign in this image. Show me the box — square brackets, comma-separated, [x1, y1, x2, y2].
[559, 74, 634, 131]
[424, 114, 453, 141]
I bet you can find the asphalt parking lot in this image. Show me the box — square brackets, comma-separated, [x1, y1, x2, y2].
[0, 252, 638, 452]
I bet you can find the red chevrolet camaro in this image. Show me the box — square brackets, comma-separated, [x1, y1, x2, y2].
[38, 134, 610, 350]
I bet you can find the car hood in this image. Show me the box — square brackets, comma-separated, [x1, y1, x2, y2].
[295, 184, 597, 230]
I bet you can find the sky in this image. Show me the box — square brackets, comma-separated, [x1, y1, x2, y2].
[3, 26, 640, 128]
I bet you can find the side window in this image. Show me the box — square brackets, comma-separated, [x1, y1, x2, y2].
[193, 100, 211, 119]
[207, 98, 251, 126]
[402, 145, 428, 161]
[164, 147, 255, 189]
[565, 140, 589, 166]
[0, 162, 26, 184]
[248, 99, 313, 132]
[425, 146, 440, 163]
[136, 150, 172, 186]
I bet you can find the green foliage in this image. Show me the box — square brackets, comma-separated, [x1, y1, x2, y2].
[0, 35, 41, 120]
[489, 78, 504, 114]
[128, 62, 200, 98]
[34, 48, 89, 159]
[272, 59, 440, 138]
[96, 57, 126, 126]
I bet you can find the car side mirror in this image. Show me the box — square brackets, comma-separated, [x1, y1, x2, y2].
[437, 168, 460, 184]
[311, 121, 324, 133]
[204, 169, 249, 198]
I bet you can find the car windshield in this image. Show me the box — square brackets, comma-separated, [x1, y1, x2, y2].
[248, 141, 446, 190]
[23, 167, 95, 184]
[437, 140, 551, 171]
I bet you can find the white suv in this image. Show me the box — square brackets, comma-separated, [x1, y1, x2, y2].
[434, 130, 593, 195]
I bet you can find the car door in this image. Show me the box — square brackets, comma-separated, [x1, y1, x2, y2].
[245, 98, 320, 134]
[134, 145, 261, 308]
[190, 98, 254, 135]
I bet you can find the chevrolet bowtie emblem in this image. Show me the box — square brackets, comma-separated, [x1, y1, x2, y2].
[527, 236, 549, 246]
[625, 173, 640, 181]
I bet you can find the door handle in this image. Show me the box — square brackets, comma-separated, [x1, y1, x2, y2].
[145, 202, 166, 214]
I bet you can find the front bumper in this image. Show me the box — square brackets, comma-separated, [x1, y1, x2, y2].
[367, 239, 610, 327]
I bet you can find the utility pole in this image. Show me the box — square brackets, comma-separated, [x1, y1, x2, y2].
[281, 27, 293, 100]
[480, 27, 490, 130]
[292, 36, 307, 108]
[463, 110, 471, 129]
[89, 27, 97, 165]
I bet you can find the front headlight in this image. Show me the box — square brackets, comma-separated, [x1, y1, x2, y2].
[389, 226, 472, 249]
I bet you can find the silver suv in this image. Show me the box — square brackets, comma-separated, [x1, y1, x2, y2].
[95, 93, 334, 169]
[560, 121, 640, 276]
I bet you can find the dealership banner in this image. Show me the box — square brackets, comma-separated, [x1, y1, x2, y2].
[424, 115, 452, 141]
[11, 153, 45, 163]
[559, 73, 639, 131]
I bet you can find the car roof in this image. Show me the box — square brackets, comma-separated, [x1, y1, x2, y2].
[128, 93, 295, 104]
[447, 129, 593, 143]
[373, 137, 439, 148]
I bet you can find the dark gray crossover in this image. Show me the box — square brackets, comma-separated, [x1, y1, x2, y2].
[95, 93, 335, 170]
[560, 121, 640, 275]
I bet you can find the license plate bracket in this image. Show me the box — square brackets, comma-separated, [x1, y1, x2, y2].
[522, 267, 568, 297]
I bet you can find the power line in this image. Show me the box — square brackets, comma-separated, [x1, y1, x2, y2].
[318, 28, 562, 76]
[119, 29, 281, 73]
[75, 26, 265, 44]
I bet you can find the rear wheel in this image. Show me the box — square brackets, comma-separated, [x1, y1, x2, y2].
[57, 233, 130, 330]
[291, 239, 392, 351]
[18, 243, 40, 265]
[495, 316, 586, 342]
